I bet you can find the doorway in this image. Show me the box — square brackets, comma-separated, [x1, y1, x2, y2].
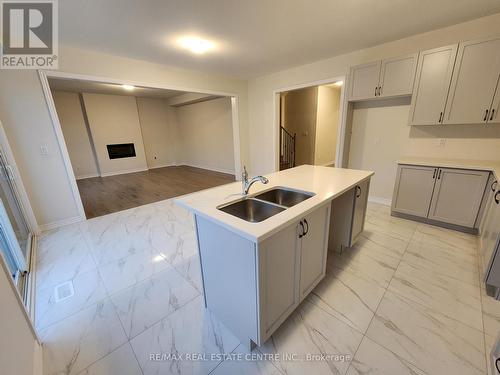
[278, 81, 344, 170]
[42, 75, 240, 219]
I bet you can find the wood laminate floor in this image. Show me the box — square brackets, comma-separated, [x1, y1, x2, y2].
[77, 165, 235, 218]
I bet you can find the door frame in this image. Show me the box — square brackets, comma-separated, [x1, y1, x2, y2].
[38, 70, 243, 222]
[0, 122, 39, 235]
[273, 75, 346, 171]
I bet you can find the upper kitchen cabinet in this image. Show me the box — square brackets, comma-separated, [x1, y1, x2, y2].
[349, 61, 381, 100]
[443, 36, 500, 125]
[378, 54, 418, 98]
[487, 71, 500, 124]
[408, 44, 458, 126]
[348, 53, 417, 101]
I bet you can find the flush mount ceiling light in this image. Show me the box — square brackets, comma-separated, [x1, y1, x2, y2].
[178, 36, 215, 54]
[122, 84, 135, 91]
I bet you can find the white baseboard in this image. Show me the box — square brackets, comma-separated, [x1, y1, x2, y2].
[148, 162, 176, 170]
[177, 162, 235, 176]
[368, 196, 392, 207]
[39, 215, 84, 232]
[76, 173, 100, 180]
[100, 167, 148, 178]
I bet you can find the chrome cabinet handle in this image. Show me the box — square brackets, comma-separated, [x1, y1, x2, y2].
[378, 86, 382, 96]
[438, 112, 443, 123]
[303, 219, 309, 236]
[356, 185, 361, 198]
[484, 109, 489, 122]
[437, 169, 442, 180]
[432, 169, 437, 179]
[492, 180, 498, 192]
[490, 109, 495, 121]
[374, 87, 377, 97]
[495, 191, 500, 204]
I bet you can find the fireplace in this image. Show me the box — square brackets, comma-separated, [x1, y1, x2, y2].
[107, 143, 136, 159]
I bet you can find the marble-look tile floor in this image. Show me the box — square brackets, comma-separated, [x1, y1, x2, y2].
[35, 199, 500, 375]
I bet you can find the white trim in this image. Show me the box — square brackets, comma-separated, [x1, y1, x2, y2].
[0, 122, 40, 234]
[147, 162, 177, 170]
[272, 75, 347, 172]
[39, 215, 83, 232]
[38, 71, 87, 222]
[368, 196, 392, 206]
[75, 173, 100, 180]
[99, 167, 148, 178]
[177, 162, 235, 176]
[230, 96, 242, 180]
[37, 70, 242, 228]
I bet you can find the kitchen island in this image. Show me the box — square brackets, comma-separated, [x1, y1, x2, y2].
[175, 165, 373, 349]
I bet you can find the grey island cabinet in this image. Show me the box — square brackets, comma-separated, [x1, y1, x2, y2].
[175, 165, 373, 349]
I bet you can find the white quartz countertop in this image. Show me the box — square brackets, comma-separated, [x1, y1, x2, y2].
[398, 157, 500, 181]
[175, 165, 374, 242]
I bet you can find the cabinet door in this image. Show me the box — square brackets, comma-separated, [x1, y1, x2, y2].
[349, 61, 381, 101]
[428, 168, 489, 227]
[379, 53, 418, 98]
[488, 76, 500, 124]
[408, 44, 458, 126]
[259, 221, 301, 335]
[351, 179, 370, 245]
[444, 37, 500, 125]
[392, 165, 437, 217]
[299, 205, 330, 300]
[485, 195, 500, 288]
[481, 182, 499, 276]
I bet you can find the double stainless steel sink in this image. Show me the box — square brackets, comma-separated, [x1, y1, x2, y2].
[218, 187, 314, 222]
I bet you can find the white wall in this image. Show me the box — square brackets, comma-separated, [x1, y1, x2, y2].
[248, 12, 500, 202]
[136, 97, 177, 169]
[0, 257, 42, 375]
[315, 86, 340, 166]
[0, 46, 247, 228]
[51, 91, 99, 179]
[175, 97, 235, 174]
[82, 93, 148, 176]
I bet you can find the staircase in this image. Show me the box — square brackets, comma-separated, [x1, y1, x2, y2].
[280, 126, 295, 170]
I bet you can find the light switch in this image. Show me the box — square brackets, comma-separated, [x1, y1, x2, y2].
[40, 145, 49, 156]
[437, 138, 446, 147]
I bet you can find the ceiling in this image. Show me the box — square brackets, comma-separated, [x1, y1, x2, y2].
[59, 0, 500, 78]
[48, 78, 185, 99]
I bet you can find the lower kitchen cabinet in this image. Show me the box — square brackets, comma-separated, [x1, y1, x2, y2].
[392, 165, 436, 217]
[481, 184, 500, 297]
[329, 178, 370, 252]
[259, 220, 301, 335]
[195, 201, 331, 348]
[260, 203, 331, 339]
[428, 168, 489, 227]
[392, 163, 490, 231]
[298, 205, 330, 299]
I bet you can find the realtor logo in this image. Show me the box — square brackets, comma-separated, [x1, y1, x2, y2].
[1, 0, 58, 69]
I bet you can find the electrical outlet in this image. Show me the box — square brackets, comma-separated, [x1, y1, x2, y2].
[40, 145, 49, 156]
